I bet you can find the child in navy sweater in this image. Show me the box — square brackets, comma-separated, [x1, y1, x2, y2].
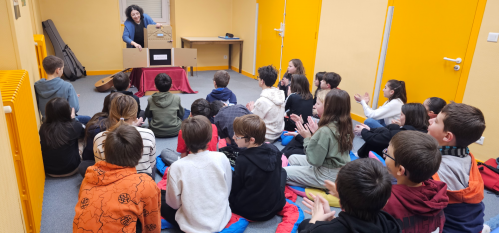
[206, 70, 237, 105]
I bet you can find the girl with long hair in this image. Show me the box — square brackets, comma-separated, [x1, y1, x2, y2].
[78, 92, 123, 177]
[279, 59, 305, 98]
[92, 95, 157, 177]
[354, 103, 429, 158]
[284, 74, 314, 131]
[284, 89, 353, 188]
[39, 97, 84, 177]
[354, 79, 407, 129]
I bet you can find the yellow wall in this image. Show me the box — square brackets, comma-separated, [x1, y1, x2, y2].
[174, 0, 233, 68]
[38, 0, 123, 72]
[231, 0, 257, 75]
[313, 0, 388, 118]
[1, 0, 41, 127]
[463, 0, 499, 161]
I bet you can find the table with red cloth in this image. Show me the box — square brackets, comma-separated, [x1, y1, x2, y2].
[129, 67, 198, 97]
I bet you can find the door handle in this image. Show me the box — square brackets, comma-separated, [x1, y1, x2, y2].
[443, 57, 462, 64]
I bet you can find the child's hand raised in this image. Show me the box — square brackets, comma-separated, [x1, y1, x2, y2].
[290, 114, 303, 124]
[325, 180, 339, 199]
[362, 92, 370, 104]
[307, 194, 336, 223]
[354, 94, 362, 102]
[307, 116, 319, 134]
[296, 121, 312, 139]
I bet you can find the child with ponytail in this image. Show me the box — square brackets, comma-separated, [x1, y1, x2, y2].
[92, 95, 157, 177]
[284, 89, 353, 189]
[355, 79, 407, 129]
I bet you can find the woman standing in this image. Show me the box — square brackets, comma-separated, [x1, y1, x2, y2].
[122, 5, 162, 50]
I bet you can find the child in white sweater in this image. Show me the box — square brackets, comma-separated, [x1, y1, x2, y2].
[354, 79, 407, 129]
[246, 65, 285, 142]
[163, 115, 233, 232]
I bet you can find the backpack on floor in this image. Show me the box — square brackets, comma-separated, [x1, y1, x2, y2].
[42, 19, 86, 81]
[478, 158, 499, 193]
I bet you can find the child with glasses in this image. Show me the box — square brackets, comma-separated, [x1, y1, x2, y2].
[383, 131, 448, 233]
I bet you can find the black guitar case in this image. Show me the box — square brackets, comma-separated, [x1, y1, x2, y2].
[42, 19, 86, 81]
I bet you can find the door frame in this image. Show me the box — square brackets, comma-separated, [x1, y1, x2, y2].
[370, 0, 488, 108]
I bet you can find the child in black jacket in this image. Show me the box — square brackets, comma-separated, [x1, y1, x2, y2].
[354, 103, 429, 158]
[229, 114, 286, 221]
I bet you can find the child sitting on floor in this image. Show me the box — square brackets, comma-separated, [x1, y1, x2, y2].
[162, 116, 232, 232]
[113, 71, 144, 119]
[229, 114, 286, 221]
[354, 103, 429, 158]
[73, 123, 160, 233]
[354, 79, 406, 129]
[145, 73, 184, 137]
[246, 65, 285, 142]
[284, 89, 352, 189]
[428, 102, 486, 233]
[34, 55, 90, 124]
[284, 74, 314, 131]
[93, 95, 156, 177]
[39, 97, 84, 177]
[384, 131, 449, 233]
[176, 98, 219, 158]
[424, 97, 446, 119]
[206, 70, 237, 105]
[299, 158, 400, 233]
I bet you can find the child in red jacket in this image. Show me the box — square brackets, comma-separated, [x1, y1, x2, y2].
[383, 131, 449, 233]
[73, 123, 161, 233]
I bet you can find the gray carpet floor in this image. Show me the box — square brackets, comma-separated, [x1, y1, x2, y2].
[40, 70, 499, 232]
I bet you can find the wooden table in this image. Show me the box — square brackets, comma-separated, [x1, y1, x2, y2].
[181, 37, 243, 76]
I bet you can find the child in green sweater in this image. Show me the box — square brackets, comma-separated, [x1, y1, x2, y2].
[284, 89, 353, 189]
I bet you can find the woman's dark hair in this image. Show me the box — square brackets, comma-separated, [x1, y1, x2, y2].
[426, 97, 447, 114]
[290, 74, 313, 100]
[104, 123, 143, 167]
[258, 65, 278, 87]
[125, 5, 144, 22]
[314, 71, 326, 98]
[84, 92, 123, 143]
[336, 158, 392, 222]
[40, 97, 73, 148]
[401, 103, 429, 131]
[318, 89, 353, 153]
[387, 79, 407, 103]
[181, 116, 212, 153]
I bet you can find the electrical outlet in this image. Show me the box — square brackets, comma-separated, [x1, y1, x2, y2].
[224, 55, 228, 59]
[475, 136, 485, 145]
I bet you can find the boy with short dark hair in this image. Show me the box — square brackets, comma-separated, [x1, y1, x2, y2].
[206, 70, 237, 105]
[145, 73, 184, 137]
[229, 114, 286, 221]
[113, 72, 144, 118]
[176, 99, 219, 158]
[384, 131, 449, 233]
[163, 116, 232, 232]
[299, 158, 400, 233]
[246, 65, 285, 142]
[428, 102, 486, 233]
[35, 55, 90, 123]
[320, 72, 341, 90]
[73, 124, 160, 233]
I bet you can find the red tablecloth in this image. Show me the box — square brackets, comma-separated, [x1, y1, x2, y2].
[129, 67, 198, 97]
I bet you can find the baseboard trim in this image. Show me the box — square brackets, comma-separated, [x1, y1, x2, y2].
[230, 66, 255, 79]
[86, 70, 122, 76]
[191, 66, 229, 72]
[351, 112, 367, 123]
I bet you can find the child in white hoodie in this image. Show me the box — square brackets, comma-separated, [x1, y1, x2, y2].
[246, 65, 286, 142]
